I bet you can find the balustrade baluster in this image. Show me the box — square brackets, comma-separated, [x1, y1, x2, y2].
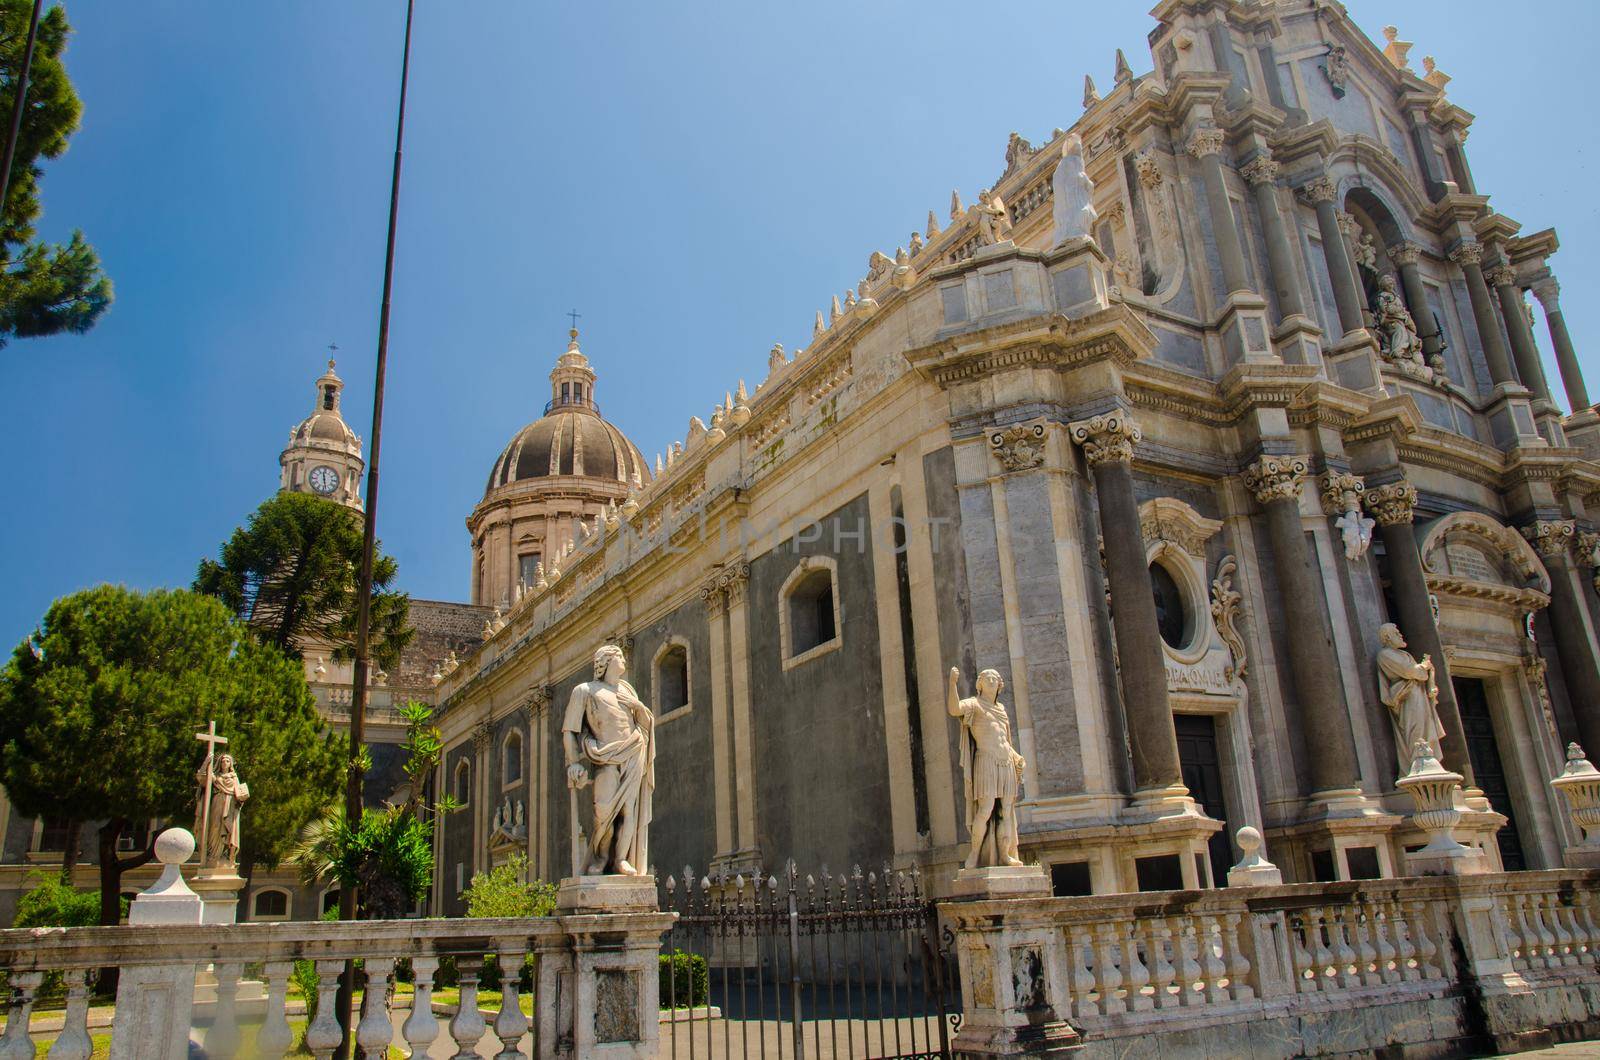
[1288, 913, 1317, 994]
[1222, 912, 1254, 1002]
[1371, 905, 1399, 985]
[1068, 925, 1098, 1019]
[1545, 894, 1578, 968]
[1330, 909, 1360, 990]
[45, 969, 92, 1060]
[1531, 893, 1559, 969]
[257, 961, 295, 1059]
[1144, 919, 1178, 1010]
[204, 962, 244, 1058]
[1389, 901, 1419, 983]
[1305, 909, 1335, 992]
[1092, 922, 1125, 1015]
[1505, 894, 1532, 969]
[357, 957, 396, 1060]
[450, 958, 488, 1059]
[304, 960, 346, 1060]
[1427, 901, 1457, 979]
[1121, 919, 1153, 1012]
[1577, 889, 1600, 960]
[1197, 916, 1227, 1004]
[1172, 918, 1203, 1007]
[402, 957, 442, 1058]
[493, 949, 530, 1059]
[0, 970, 43, 1060]
[1351, 910, 1380, 987]
[1563, 896, 1596, 964]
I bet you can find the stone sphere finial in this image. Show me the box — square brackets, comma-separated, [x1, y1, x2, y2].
[1236, 825, 1262, 856]
[155, 827, 196, 866]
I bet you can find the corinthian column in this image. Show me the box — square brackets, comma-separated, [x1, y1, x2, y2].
[1299, 177, 1365, 337]
[1363, 480, 1474, 786]
[1187, 127, 1251, 298]
[1243, 455, 1363, 798]
[1530, 278, 1591, 411]
[1450, 241, 1518, 387]
[1386, 242, 1444, 361]
[1069, 411, 1184, 798]
[1240, 155, 1307, 321]
[1486, 262, 1551, 402]
[1524, 521, 1600, 756]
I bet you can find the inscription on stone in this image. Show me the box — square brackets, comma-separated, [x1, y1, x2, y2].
[594, 969, 639, 1044]
[1443, 542, 1498, 584]
[1165, 657, 1231, 693]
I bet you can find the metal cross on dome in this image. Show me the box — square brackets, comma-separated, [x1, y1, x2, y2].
[566, 309, 581, 331]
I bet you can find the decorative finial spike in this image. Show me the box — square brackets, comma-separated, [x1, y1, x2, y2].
[1083, 73, 1100, 107]
[1114, 48, 1133, 85]
[926, 209, 940, 237]
[950, 189, 964, 220]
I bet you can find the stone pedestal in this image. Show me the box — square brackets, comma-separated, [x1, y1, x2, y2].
[557, 874, 658, 914]
[1044, 236, 1109, 317]
[111, 829, 202, 1060]
[942, 898, 1082, 1057]
[535, 911, 676, 1060]
[1225, 826, 1283, 887]
[949, 864, 1050, 900]
[190, 870, 245, 925]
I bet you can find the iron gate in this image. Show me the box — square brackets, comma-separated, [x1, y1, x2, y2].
[657, 862, 960, 1059]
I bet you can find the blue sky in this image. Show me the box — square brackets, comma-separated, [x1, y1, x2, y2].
[1, 1, 1595, 645]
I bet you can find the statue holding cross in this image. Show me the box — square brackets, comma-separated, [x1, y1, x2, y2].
[193, 721, 249, 870]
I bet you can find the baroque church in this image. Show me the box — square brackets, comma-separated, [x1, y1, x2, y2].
[3, 0, 1599, 925]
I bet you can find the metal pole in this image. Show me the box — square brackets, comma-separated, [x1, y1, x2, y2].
[0, 0, 45, 222]
[337, 1, 416, 1055]
[788, 864, 805, 1059]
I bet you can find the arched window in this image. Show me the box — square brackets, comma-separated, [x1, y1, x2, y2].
[321, 889, 342, 915]
[252, 887, 290, 921]
[779, 556, 843, 669]
[652, 639, 691, 718]
[1149, 560, 1188, 650]
[503, 731, 523, 786]
[454, 759, 471, 806]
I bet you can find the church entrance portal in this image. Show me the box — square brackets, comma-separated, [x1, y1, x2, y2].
[1453, 676, 1527, 870]
[1175, 713, 1231, 886]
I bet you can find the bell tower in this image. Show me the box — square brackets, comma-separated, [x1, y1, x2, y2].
[280, 356, 365, 510]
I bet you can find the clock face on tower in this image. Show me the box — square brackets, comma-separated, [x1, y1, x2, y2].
[308, 465, 340, 496]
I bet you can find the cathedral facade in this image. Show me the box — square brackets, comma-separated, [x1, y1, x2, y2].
[426, 0, 1600, 914]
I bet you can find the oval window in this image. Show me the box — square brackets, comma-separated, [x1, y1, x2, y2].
[1149, 562, 1187, 649]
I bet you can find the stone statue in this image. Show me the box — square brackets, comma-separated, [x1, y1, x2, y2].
[1354, 232, 1378, 272]
[1374, 274, 1425, 367]
[1324, 44, 1349, 98]
[974, 188, 1012, 246]
[947, 667, 1026, 869]
[1376, 623, 1447, 778]
[193, 751, 249, 869]
[563, 644, 655, 877]
[1050, 133, 1098, 248]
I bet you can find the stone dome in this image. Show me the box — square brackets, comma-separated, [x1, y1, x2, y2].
[484, 408, 647, 494]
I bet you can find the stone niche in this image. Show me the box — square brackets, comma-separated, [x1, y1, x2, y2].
[1139, 498, 1238, 699]
[1420, 512, 1551, 624]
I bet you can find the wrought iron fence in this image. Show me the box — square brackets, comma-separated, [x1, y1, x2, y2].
[658, 862, 959, 1059]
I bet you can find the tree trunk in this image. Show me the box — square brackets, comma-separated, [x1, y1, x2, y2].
[97, 819, 125, 926]
[58, 819, 81, 884]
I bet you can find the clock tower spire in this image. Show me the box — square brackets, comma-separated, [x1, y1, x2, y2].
[279, 353, 365, 510]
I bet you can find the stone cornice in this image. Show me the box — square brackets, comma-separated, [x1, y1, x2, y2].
[904, 304, 1157, 390]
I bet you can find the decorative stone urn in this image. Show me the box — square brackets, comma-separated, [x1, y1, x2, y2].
[1551, 742, 1600, 867]
[1396, 741, 1487, 875]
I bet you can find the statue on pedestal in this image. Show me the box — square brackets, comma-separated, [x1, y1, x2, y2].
[974, 188, 1013, 246]
[193, 751, 249, 870]
[1374, 274, 1427, 373]
[948, 667, 1026, 869]
[563, 644, 654, 876]
[1050, 134, 1097, 248]
[1376, 623, 1447, 779]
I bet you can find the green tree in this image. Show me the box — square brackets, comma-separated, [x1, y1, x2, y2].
[195, 492, 413, 672]
[0, 1, 111, 345]
[0, 586, 344, 924]
[462, 853, 556, 919]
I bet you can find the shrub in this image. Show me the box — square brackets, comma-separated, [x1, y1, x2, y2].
[659, 950, 708, 1009]
[14, 872, 120, 927]
[462, 853, 557, 919]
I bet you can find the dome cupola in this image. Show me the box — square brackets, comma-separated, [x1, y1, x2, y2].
[280, 354, 365, 509]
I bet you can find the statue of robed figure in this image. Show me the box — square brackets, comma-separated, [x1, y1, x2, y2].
[1376, 623, 1447, 779]
[563, 644, 655, 876]
[193, 750, 249, 869]
[948, 666, 1026, 869]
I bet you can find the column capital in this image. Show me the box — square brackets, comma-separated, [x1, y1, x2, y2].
[1297, 176, 1338, 205]
[715, 560, 751, 606]
[1448, 240, 1483, 267]
[1318, 471, 1366, 515]
[1335, 210, 1359, 240]
[526, 685, 553, 715]
[1185, 126, 1226, 159]
[1068, 410, 1142, 467]
[1242, 454, 1309, 505]
[472, 720, 494, 751]
[1577, 530, 1600, 569]
[701, 579, 728, 618]
[989, 422, 1048, 472]
[1364, 480, 1418, 526]
[1388, 241, 1423, 268]
[1521, 519, 1577, 559]
[1485, 263, 1517, 289]
[1530, 276, 1561, 312]
[1239, 155, 1281, 186]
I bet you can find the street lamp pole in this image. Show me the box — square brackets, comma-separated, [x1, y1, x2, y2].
[336, 0, 417, 1055]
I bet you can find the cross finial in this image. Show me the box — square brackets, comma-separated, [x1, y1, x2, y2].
[566, 308, 581, 337]
[327, 341, 339, 369]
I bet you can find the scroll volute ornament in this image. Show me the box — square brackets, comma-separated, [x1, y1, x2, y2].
[989, 423, 1047, 473]
[1242, 454, 1309, 505]
[1068, 411, 1141, 467]
[1521, 519, 1576, 559]
[1365, 480, 1418, 527]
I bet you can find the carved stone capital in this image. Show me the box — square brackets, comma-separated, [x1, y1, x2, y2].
[1134, 151, 1163, 189]
[1242, 454, 1309, 505]
[1068, 411, 1141, 467]
[1485, 264, 1517, 289]
[527, 685, 553, 714]
[1335, 210, 1359, 240]
[701, 579, 727, 618]
[472, 720, 494, 751]
[1364, 480, 1418, 526]
[1297, 176, 1338, 205]
[712, 560, 751, 606]
[1576, 530, 1600, 569]
[1240, 156, 1280, 186]
[1449, 240, 1483, 267]
[1521, 519, 1577, 559]
[1319, 471, 1366, 515]
[990, 423, 1048, 472]
[1387, 241, 1422, 268]
[1530, 276, 1561, 312]
[1185, 127, 1225, 159]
